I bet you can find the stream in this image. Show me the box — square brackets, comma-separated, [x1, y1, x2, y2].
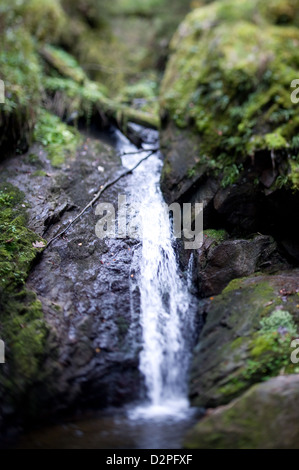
[17, 126, 201, 449]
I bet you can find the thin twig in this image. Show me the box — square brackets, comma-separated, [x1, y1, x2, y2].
[118, 147, 159, 156]
[46, 150, 156, 248]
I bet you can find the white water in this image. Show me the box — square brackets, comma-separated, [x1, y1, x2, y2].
[116, 126, 196, 420]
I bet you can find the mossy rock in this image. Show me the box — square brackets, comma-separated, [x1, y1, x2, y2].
[0, 28, 41, 158]
[190, 271, 299, 407]
[61, 0, 108, 30]
[15, 0, 66, 42]
[185, 375, 299, 449]
[0, 183, 50, 422]
[33, 109, 81, 167]
[160, 0, 299, 200]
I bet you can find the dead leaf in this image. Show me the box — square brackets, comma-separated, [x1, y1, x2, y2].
[32, 241, 46, 249]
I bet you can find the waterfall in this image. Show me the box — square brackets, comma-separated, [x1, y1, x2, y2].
[116, 126, 196, 419]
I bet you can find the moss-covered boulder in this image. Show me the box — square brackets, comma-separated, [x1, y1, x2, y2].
[190, 271, 299, 407]
[160, 0, 299, 255]
[0, 182, 51, 434]
[185, 375, 299, 449]
[15, 0, 66, 42]
[161, 0, 299, 176]
[0, 28, 41, 158]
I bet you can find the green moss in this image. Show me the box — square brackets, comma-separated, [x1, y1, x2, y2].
[289, 159, 299, 190]
[218, 378, 248, 398]
[222, 309, 298, 399]
[67, 25, 128, 95]
[42, 45, 87, 84]
[260, 309, 297, 335]
[194, 278, 299, 405]
[230, 337, 246, 350]
[0, 183, 46, 291]
[221, 163, 243, 188]
[2, 296, 48, 390]
[61, 0, 108, 29]
[117, 78, 159, 115]
[265, 132, 288, 150]
[33, 110, 81, 167]
[15, 0, 66, 42]
[223, 277, 255, 294]
[203, 229, 228, 243]
[44, 76, 107, 123]
[160, 0, 299, 189]
[0, 183, 48, 397]
[0, 27, 41, 157]
[250, 335, 276, 357]
[111, 0, 164, 16]
[187, 167, 196, 178]
[32, 170, 47, 177]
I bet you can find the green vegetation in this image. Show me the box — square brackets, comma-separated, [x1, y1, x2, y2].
[203, 229, 228, 243]
[0, 0, 170, 161]
[15, 0, 66, 42]
[219, 309, 298, 399]
[191, 273, 299, 409]
[41, 45, 87, 84]
[0, 27, 41, 156]
[34, 110, 81, 167]
[160, 0, 299, 189]
[112, 0, 165, 16]
[0, 183, 48, 395]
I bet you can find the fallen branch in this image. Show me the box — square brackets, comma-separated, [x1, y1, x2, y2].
[46, 150, 156, 248]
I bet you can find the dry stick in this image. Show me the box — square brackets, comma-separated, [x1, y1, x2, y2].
[119, 147, 159, 157]
[46, 150, 156, 248]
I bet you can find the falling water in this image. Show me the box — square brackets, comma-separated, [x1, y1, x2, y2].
[16, 126, 199, 449]
[117, 125, 197, 419]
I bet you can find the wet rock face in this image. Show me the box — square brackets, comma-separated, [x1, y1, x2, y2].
[28, 236, 141, 412]
[196, 233, 290, 297]
[160, 124, 299, 261]
[0, 133, 143, 427]
[185, 375, 299, 449]
[190, 271, 299, 409]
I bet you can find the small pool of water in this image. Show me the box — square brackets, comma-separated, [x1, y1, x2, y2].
[16, 406, 202, 449]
